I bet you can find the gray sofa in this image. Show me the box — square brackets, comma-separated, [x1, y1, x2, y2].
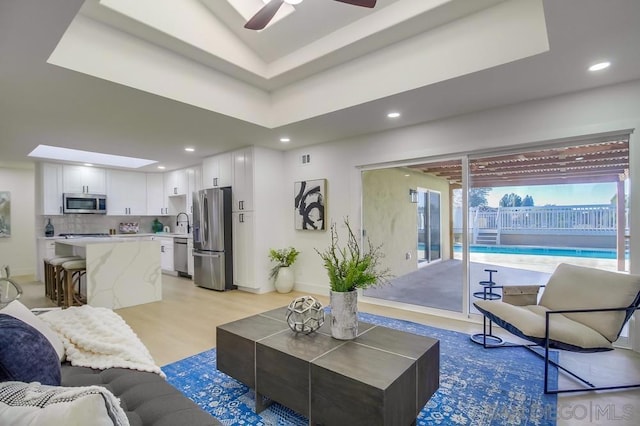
[61, 364, 220, 426]
[0, 297, 221, 426]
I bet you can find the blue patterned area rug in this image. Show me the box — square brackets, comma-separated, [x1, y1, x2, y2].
[162, 312, 557, 425]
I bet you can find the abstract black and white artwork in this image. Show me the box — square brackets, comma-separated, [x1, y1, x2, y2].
[294, 179, 326, 230]
[0, 192, 10, 238]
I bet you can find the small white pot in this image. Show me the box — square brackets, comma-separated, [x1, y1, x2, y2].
[274, 266, 295, 293]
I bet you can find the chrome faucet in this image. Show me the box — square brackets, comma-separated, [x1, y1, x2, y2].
[176, 212, 191, 234]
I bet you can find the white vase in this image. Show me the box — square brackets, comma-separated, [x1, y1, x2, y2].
[274, 266, 295, 293]
[330, 290, 358, 340]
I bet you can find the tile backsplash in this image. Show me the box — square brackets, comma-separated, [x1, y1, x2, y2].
[37, 215, 177, 236]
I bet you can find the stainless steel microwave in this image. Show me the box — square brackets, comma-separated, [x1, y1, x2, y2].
[62, 193, 107, 214]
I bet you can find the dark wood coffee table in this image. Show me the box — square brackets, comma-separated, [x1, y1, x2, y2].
[216, 307, 439, 425]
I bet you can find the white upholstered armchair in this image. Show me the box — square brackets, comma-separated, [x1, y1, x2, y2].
[474, 263, 640, 394]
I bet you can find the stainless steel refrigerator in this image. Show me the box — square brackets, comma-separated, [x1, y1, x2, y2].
[192, 187, 235, 290]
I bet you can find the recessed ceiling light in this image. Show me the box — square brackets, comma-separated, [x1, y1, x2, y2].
[280, 137, 291, 143]
[27, 145, 156, 168]
[588, 61, 610, 72]
[185, 147, 195, 152]
[404, 174, 410, 177]
[157, 166, 166, 170]
[387, 112, 401, 118]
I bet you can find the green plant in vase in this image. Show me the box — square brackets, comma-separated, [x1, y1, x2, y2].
[268, 247, 300, 293]
[316, 218, 390, 339]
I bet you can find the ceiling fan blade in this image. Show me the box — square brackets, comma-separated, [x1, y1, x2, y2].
[334, 0, 377, 8]
[245, 0, 285, 30]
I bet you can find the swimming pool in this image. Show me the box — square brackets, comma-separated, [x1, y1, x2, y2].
[450, 244, 625, 259]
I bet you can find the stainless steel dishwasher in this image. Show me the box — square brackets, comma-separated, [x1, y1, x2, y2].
[174, 237, 190, 277]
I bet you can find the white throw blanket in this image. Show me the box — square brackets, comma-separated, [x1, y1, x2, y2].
[40, 305, 165, 378]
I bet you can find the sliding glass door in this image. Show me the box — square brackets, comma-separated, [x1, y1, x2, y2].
[466, 138, 632, 345]
[417, 189, 441, 264]
[362, 161, 462, 313]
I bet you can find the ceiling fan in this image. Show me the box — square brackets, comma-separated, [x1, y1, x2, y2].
[245, 0, 377, 30]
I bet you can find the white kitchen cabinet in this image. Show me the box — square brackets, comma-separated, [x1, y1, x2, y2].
[232, 211, 256, 289]
[228, 147, 286, 292]
[202, 153, 232, 189]
[164, 169, 188, 197]
[63, 165, 106, 194]
[232, 147, 254, 212]
[38, 163, 64, 215]
[186, 167, 197, 215]
[146, 173, 169, 215]
[187, 238, 194, 279]
[158, 237, 174, 272]
[106, 170, 147, 216]
[165, 167, 197, 216]
[36, 238, 59, 283]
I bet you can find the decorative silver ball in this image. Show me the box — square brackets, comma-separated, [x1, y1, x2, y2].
[286, 296, 325, 334]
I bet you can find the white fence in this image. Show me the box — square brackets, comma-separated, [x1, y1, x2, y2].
[453, 205, 627, 245]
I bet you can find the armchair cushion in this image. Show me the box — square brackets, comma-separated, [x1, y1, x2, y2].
[474, 301, 613, 351]
[539, 263, 640, 342]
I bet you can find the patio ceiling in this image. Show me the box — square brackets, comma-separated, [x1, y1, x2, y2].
[408, 138, 630, 188]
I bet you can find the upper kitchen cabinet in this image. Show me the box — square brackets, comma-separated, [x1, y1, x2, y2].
[63, 165, 106, 194]
[106, 170, 147, 216]
[164, 167, 198, 215]
[146, 173, 168, 216]
[202, 153, 232, 189]
[37, 163, 64, 215]
[185, 167, 198, 215]
[232, 147, 254, 212]
[165, 169, 188, 197]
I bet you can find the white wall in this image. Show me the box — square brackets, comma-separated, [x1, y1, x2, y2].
[284, 78, 640, 298]
[283, 78, 640, 349]
[0, 164, 36, 276]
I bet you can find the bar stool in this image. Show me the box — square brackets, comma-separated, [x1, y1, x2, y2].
[43, 256, 81, 303]
[61, 259, 87, 308]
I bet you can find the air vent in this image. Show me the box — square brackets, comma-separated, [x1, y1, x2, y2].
[301, 154, 311, 164]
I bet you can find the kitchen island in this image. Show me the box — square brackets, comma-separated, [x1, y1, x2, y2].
[55, 238, 162, 309]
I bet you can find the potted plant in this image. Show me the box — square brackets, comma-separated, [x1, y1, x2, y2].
[268, 247, 300, 293]
[316, 218, 390, 339]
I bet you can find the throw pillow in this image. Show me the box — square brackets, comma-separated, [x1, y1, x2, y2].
[0, 381, 129, 426]
[0, 301, 65, 361]
[0, 314, 61, 386]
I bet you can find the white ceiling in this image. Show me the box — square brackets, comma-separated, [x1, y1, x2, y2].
[1, 0, 640, 172]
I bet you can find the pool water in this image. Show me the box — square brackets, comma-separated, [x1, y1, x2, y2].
[450, 244, 626, 259]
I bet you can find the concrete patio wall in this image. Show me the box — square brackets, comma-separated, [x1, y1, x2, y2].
[362, 167, 451, 278]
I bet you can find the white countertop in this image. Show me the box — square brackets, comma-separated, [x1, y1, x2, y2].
[40, 233, 191, 241]
[55, 238, 147, 247]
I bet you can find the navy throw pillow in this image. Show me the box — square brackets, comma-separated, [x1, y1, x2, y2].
[0, 313, 61, 385]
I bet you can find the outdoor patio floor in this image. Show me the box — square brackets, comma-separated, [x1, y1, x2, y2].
[363, 254, 621, 313]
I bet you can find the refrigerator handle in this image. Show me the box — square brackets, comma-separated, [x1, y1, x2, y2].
[193, 252, 221, 258]
[202, 193, 209, 246]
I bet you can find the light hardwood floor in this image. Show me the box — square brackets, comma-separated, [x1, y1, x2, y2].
[15, 274, 640, 425]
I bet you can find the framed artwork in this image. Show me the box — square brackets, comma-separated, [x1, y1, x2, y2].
[294, 179, 326, 230]
[0, 192, 10, 238]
